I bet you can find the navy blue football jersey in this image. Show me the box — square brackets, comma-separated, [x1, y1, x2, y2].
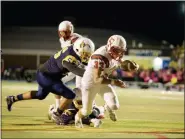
[39, 45, 81, 78]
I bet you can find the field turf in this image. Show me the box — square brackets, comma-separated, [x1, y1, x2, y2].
[1, 81, 184, 138]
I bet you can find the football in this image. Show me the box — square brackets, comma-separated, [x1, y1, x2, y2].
[119, 60, 139, 71]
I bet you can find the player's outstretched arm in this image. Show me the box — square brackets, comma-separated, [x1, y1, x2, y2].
[63, 61, 85, 77]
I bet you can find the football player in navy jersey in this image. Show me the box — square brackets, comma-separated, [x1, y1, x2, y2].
[6, 37, 95, 124]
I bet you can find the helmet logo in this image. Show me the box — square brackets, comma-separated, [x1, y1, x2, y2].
[80, 41, 90, 48]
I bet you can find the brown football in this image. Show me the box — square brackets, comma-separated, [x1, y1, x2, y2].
[120, 60, 139, 71]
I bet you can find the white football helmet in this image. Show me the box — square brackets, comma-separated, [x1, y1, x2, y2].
[73, 37, 95, 64]
[58, 21, 74, 39]
[107, 35, 127, 61]
[70, 33, 82, 44]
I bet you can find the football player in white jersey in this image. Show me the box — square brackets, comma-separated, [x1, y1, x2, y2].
[58, 20, 82, 91]
[75, 35, 139, 128]
[51, 21, 85, 113]
[58, 20, 82, 49]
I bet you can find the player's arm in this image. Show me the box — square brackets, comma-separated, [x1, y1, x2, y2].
[91, 56, 126, 88]
[92, 67, 111, 84]
[63, 61, 85, 77]
[92, 65, 126, 88]
[61, 72, 76, 83]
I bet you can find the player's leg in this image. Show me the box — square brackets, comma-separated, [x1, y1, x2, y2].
[48, 103, 56, 121]
[6, 90, 36, 111]
[48, 77, 82, 121]
[75, 75, 82, 89]
[53, 75, 82, 112]
[47, 95, 61, 120]
[6, 71, 52, 111]
[75, 85, 99, 128]
[48, 87, 79, 121]
[75, 75, 97, 106]
[51, 72, 76, 114]
[52, 72, 76, 108]
[6, 86, 50, 111]
[55, 95, 61, 109]
[99, 84, 119, 121]
[50, 81, 76, 123]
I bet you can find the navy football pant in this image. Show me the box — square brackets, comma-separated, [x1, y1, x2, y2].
[35, 71, 76, 100]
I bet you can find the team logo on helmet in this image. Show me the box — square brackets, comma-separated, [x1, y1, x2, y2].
[80, 41, 90, 48]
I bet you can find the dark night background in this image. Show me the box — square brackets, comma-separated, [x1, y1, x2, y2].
[1, 1, 185, 45]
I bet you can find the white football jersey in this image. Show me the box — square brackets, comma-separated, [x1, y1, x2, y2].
[59, 33, 82, 49]
[82, 45, 120, 87]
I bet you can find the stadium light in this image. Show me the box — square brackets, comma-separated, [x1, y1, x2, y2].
[153, 57, 163, 71]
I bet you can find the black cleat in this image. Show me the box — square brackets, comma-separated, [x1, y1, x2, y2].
[6, 96, 14, 111]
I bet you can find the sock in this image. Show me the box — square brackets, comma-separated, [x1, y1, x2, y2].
[55, 99, 60, 109]
[13, 94, 23, 102]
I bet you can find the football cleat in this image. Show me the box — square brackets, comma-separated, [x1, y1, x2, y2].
[109, 111, 117, 122]
[6, 96, 14, 111]
[104, 104, 117, 121]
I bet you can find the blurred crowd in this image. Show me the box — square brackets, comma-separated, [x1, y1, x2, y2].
[111, 67, 184, 85]
[1, 66, 28, 80]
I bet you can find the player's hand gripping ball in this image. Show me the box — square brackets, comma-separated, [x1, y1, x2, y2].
[112, 79, 127, 88]
[119, 60, 139, 72]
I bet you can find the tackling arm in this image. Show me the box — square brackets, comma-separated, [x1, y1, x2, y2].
[63, 61, 85, 77]
[61, 72, 76, 83]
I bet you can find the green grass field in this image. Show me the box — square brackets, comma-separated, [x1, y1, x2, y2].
[1, 81, 184, 138]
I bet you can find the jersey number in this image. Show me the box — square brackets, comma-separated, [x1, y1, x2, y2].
[54, 46, 68, 59]
[62, 55, 78, 65]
